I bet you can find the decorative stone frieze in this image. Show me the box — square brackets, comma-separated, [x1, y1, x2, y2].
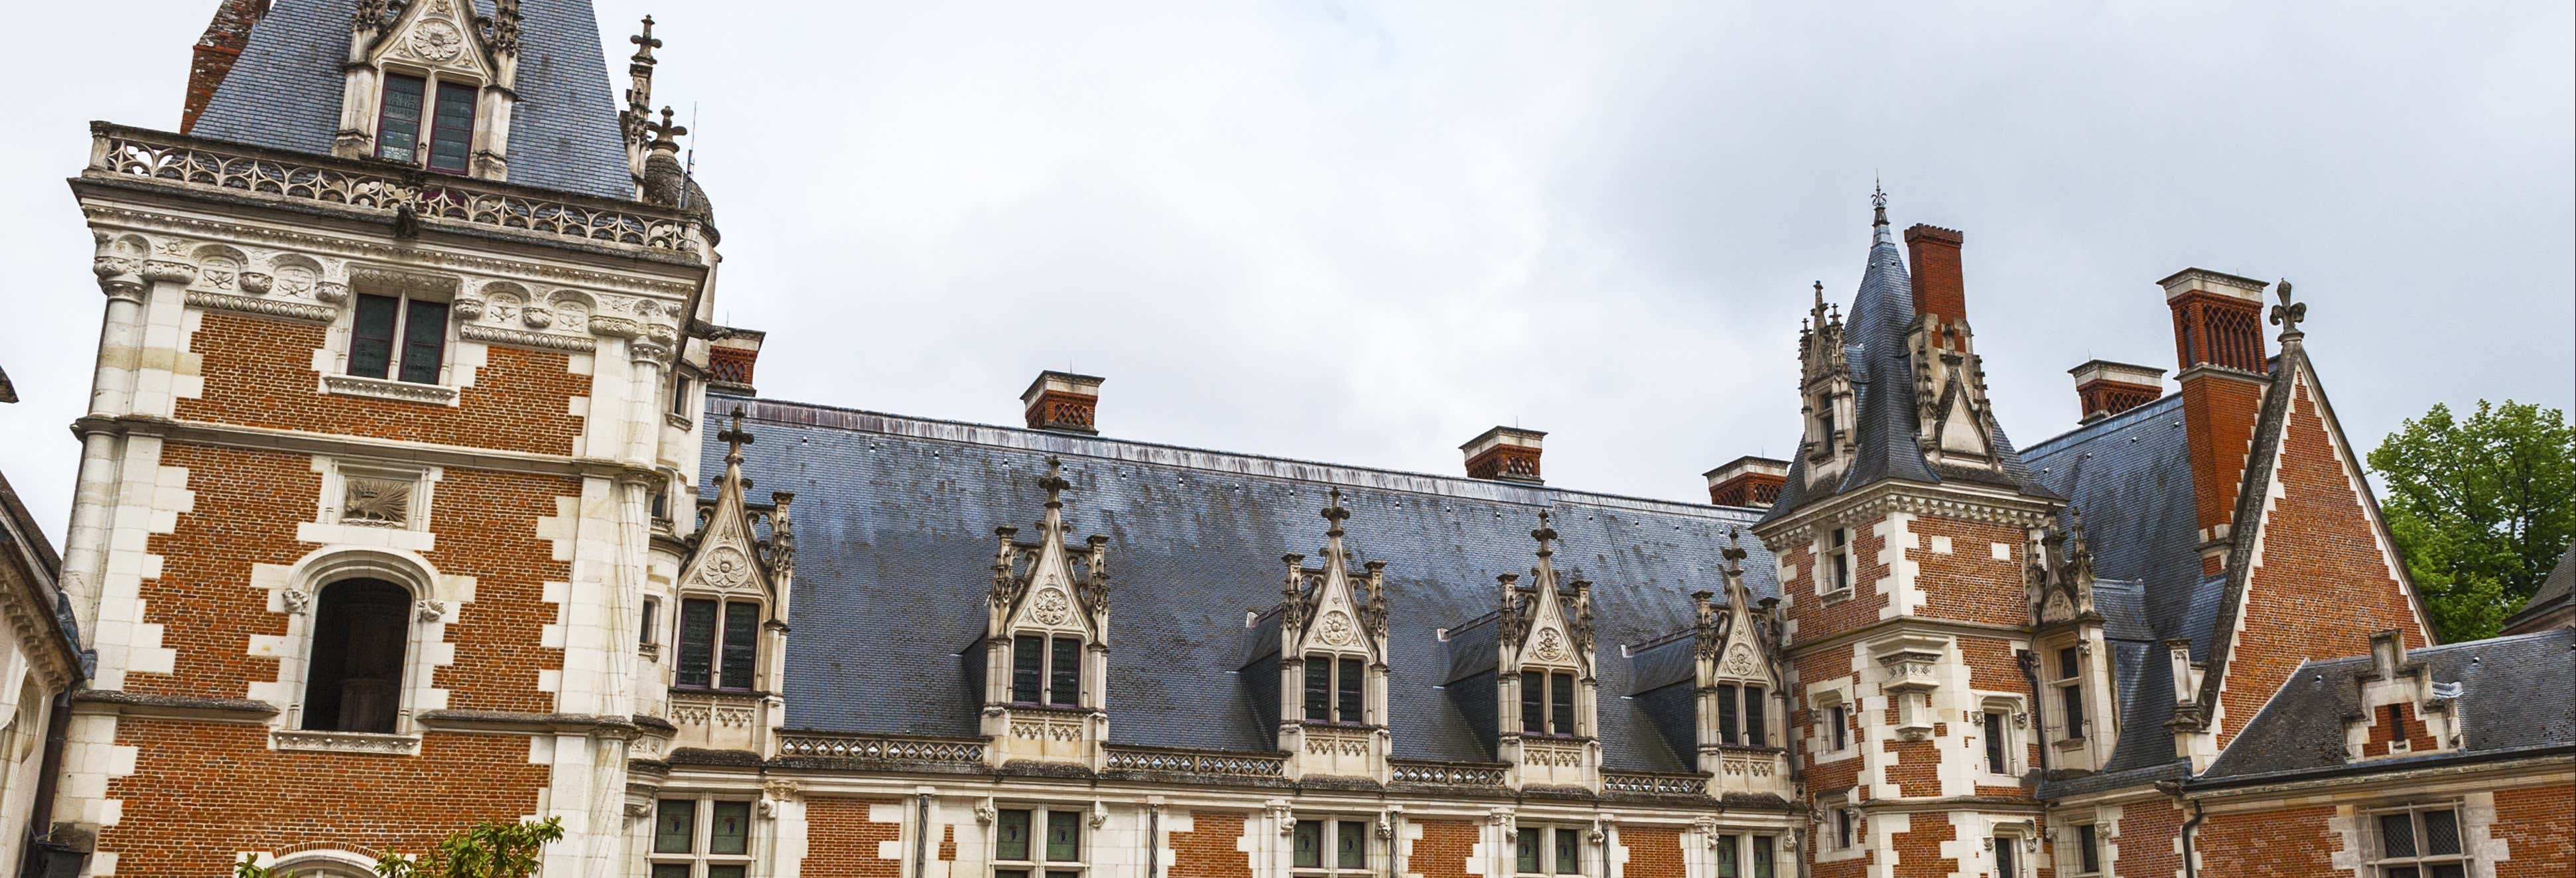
[320, 373, 461, 406]
[271, 729, 423, 756]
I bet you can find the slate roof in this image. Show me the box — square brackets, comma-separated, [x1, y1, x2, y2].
[2502, 544, 2575, 633]
[1762, 218, 2050, 523]
[2195, 628, 2576, 784]
[190, 0, 635, 200]
[707, 396, 1783, 772]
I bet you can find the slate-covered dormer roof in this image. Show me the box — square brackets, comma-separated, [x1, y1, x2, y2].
[2195, 628, 2575, 784]
[705, 394, 1781, 772]
[190, 0, 634, 199]
[1762, 209, 2051, 523]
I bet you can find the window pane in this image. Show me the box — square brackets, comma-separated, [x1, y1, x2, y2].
[2077, 825, 2099, 873]
[2378, 813, 2415, 858]
[2386, 704, 2409, 741]
[1716, 836, 1737, 878]
[707, 867, 745, 878]
[2428, 865, 2465, 878]
[377, 74, 425, 163]
[1337, 820, 1367, 869]
[1986, 712, 2007, 773]
[675, 599, 717, 688]
[2057, 648, 2080, 681]
[1550, 672, 1575, 734]
[1012, 635, 1043, 703]
[996, 871, 1030, 878]
[1520, 672, 1544, 733]
[1717, 684, 1739, 744]
[429, 80, 476, 172]
[2421, 810, 2459, 856]
[2384, 869, 2420, 878]
[301, 578, 409, 733]
[709, 800, 750, 855]
[653, 799, 695, 853]
[1293, 820, 1323, 869]
[1046, 872, 1081, 878]
[1751, 836, 1773, 878]
[1049, 637, 1081, 705]
[1831, 705, 1849, 750]
[1838, 811, 1853, 847]
[1045, 810, 1081, 863]
[651, 865, 690, 878]
[1305, 657, 1331, 722]
[349, 294, 401, 379]
[1515, 828, 1539, 874]
[1743, 686, 1766, 747]
[1553, 827, 1578, 875]
[641, 600, 658, 646]
[1337, 656, 1364, 723]
[996, 810, 1031, 861]
[1831, 551, 1850, 591]
[1995, 842, 2015, 877]
[718, 601, 760, 690]
[397, 297, 448, 384]
[2061, 685, 2086, 736]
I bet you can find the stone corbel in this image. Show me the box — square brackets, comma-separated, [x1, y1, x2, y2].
[413, 600, 446, 622]
[1268, 799, 1296, 834]
[1693, 816, 1722, 848]
[1489, 808, 1514, 836]
[280, 589, 312, 615]
[1088, 800, 1109, 829]
[1376, 807, 1401, 840]
[1588, 813, 1615, 843]
[975, 798, 997, 825]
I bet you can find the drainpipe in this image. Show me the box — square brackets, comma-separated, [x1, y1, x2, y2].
[20, 690, 76, 875]
[913, 792, 933, 878]
[1147, 804, 1162, 878]
[2015, 650, 2049, 775]
[2166, 784, 2204, 878]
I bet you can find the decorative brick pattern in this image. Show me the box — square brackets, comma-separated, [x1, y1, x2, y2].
[2179, 374, 2263, 571]
[803, 798, 904, 878]
[1619, 826, 1682, 878]
[2219, 375, 2427, 747]
[1910, 519, 2027, 627]
[175, 311, 588, 457]
[2492, 783, 2575, 878]
[2194, 806, 2340, 877]
[1410, 820, 1477, 878]
[2359, 701, 2441, 757]
[1887, 813, 1955, 878]
[1169, 811, 1249, 878]
[97, 723, 547, 878]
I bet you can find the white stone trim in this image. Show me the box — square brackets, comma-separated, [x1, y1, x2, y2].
[271, 729, 423, 756]
[319, 373, 462, 406]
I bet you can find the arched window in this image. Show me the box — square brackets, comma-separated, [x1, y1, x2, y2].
[302, 578, 411, 733]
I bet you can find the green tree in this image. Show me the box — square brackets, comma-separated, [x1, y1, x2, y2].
[2368, 400, 2576, 642]
[236, 816, 565, 878]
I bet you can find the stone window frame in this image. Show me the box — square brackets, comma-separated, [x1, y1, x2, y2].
[319, 459, 439, 534]
[1976, 694, 2029, 780]
[1711, 680, 1775, 749]
[1711, 833, 1783, 878]
[2040, 635, 2093, 748]
[1814, 790, 1864, 863]
[2057, 818, 2104, 877]
[649, 795, 759, 878]
[1508, 821, 1588, 878]
[1299, 650, 1371, 726]
[2362, 801, 2474, 877]
[267, 547, 452, 753]
[320, 269, 467, 405]
[989, 804, 1088, 878]
[1288, 815, 1375, 877]
[1808, 686, 1858, 763]
[1814, 528, 1855, 602]
[1986, 822, 2039, 878]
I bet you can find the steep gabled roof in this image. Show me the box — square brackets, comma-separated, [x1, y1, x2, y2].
[2196, 628, 2575, 784]
[711, 395, 1781, 772]
[190, 0, 634, 200]
[1763, 218, 2050, 522]
[2502, 544, 2575, 634]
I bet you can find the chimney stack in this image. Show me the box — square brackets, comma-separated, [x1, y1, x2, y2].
[1903, 224, 1968, 325]
[2159, 268, 2271, 573]
[1461, 427, 1546, 484]
[183, 0, 271, 133]
[2068, 360, 2166, 425]
[705, 327, 766, 394]
[1704, 457, 1789, 508]
[1022, 371, 1104, 434]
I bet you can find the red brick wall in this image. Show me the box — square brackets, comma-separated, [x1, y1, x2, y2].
[183, 0, 268, 132]
[1910, 519, 2027, 627]
[1888, 814, 1955, 878]
[2111, 802, 2185, 878]
[2179, 373, 2262, 575]
[2219, 375, 2429, 747]
[98, 723, 548, 877]
[1781, 517, 1894, 642]
[129, 443, 572, 711]
[1170, 811, 1249, 878]
[2492, 783, 2575, 878]
[804, 798, 902, 878]
[2194, 806, 2340, 878]
[1620, 826, 1682, 878]
[176, 311, 588, 457]
[2360, 701, 2441, 757]
[1410, 820, 1477, 878]
[1883, 734, 1944, 798]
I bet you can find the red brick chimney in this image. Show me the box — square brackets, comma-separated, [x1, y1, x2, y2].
[2068, 360, 2166, 425]
[1461, 427, 1545, 484]
[2159, 268, 2271, 573]
[1022, 371, 1104, 434]
[705, 327, 766, 394]
[1704, 457, 1789, 508]
[183, 0, 271, 133]
[1903, 224, 1967, 325]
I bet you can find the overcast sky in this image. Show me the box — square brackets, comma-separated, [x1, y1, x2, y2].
[3, 3, 2569, 544]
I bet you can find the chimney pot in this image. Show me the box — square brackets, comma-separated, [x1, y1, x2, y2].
[2067, 360, 2166, 425]
[1704, 456, 1790, 508]
[2158, 267, 2273, 573]
[1022, 371, 1105, 433]
[1461, 427, 1546, 484]
[705, 327, 766, 394]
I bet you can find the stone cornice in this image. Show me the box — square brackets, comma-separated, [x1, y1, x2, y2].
[415, 708, 645, 737]
[71, 690, 278, 723]
[1784, 615, 2035, 658]
[184, 289, 338, 323]
[2180, 747, 2573, 806]
[1753, 478, 2059, 544]
[71, 414, 657, 484]
[458, 323, 599, 353]
[78, 201, 700, 299]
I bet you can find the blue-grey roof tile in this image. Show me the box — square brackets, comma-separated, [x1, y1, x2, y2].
[2199, 628, 2576, 781]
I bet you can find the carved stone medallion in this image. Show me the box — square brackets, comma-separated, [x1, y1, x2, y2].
[1318, 611, 1357, 646]
[1532, 627, 1568, 662]
[409, 19, 465, 62]
[699, 547, 751, 591]
[1723, 642, 1758, 678]
[1030, 587, 1072, 625]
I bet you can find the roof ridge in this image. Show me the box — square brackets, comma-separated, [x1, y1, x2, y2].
[2023, 394, 2186, 460]
[719, 393, 1763, 521]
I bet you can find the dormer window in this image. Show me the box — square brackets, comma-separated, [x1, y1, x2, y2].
[375, 74, 477, 173]
[675, 599, 759, 690]
[1519, 670, 1577, 735]
[1303, 654, 1365, 724]
[1816, 396, 1837, 448]
[2055, 646, 2087, 741]
[1011, 634, 1083, 707]
[1714, 684, 1768, 747]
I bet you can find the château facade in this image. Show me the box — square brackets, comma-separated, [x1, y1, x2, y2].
[17, 1, 2571, 877]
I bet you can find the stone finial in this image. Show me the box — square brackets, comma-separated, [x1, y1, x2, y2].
[631, 15, 662, 63]
[2269, 279, 2306, 341]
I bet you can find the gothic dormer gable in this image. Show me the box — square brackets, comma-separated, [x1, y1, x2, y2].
[677, 410, 790, 605]
[2027, 507, 2099, 627]
[1503, 512, 1594, 678]
[988, 458, 1110, 643]
[336, 0, 521, 177]
[1700, 532, 1785, 692]
[363, 0, 512, 84]
[1280, 489, 1389, 662]
[1798, 281, 1858, 486]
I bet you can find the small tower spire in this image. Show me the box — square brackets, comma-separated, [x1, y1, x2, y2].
[1871, 178, 1891, 244]
[716, 405, 752, 467]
